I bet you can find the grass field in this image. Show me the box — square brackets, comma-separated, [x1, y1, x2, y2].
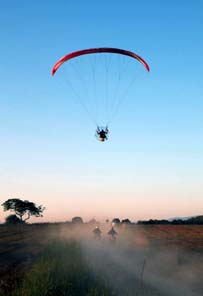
[0, 224, 202, 296]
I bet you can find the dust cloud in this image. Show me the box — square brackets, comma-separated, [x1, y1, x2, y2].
[60, 223, 203, 296]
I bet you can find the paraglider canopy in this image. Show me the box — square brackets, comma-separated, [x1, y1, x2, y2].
[52, 47, 150, 76]
[52, 47, 150, 141]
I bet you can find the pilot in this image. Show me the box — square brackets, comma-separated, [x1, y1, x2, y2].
[96, 126, 109, 142]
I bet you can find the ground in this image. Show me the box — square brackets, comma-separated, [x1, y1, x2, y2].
[0, 224, 202, 296]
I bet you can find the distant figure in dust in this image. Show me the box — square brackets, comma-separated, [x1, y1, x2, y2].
[93, 226, 102, 239]
[107, 227, 118, 243]
[96, 126, 109, 142]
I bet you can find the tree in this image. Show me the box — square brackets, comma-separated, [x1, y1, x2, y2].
[88, 218, 97, 224]
[1, 198, 45, 222]
[72, 217, 83, 224]
[5, 214, 24, 224]
[121, 218, 131, 224]
[186, 216, 203, 225]
[112, 218, 120, 224]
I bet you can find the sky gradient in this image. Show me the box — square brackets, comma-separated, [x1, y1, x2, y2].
[0, 1, 203, 222]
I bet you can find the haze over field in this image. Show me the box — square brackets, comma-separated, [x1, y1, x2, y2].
[1, 223, 203, 296]
[0, 1, 203, 223]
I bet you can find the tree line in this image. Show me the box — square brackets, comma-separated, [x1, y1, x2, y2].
[1, 198, 203, 225]
[137, 216, 203, 225]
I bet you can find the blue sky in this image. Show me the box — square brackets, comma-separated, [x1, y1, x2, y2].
[0, 1, 203, 222]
